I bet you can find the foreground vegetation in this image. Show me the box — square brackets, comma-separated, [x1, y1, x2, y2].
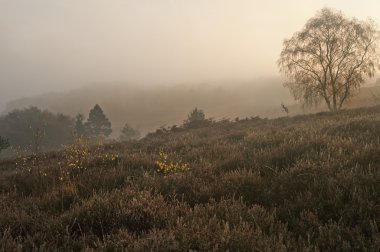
[0, 106, 380, 251]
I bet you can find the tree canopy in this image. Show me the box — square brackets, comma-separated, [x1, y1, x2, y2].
[186, 108, 205, 122]
[84, 104, 112, 138]
[184, 108, 210, 128]
[0, 107, 74, 153]
[278, 8, 380, 111]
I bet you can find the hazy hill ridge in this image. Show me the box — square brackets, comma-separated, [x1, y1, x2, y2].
[3, 78, 294, 135]
[4, 79, 380, 137]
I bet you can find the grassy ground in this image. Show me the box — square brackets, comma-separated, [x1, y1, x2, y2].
[1, 106, 380, 251]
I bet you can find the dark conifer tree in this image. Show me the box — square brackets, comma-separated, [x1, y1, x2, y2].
[85, 104, 112, 137]
[187, 107, 205, 122]
[183, 107, 209, 128]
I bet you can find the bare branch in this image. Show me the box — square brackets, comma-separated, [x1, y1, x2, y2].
[278, 8, 380, 111]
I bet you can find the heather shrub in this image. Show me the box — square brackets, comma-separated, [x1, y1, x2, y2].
[1, 105, 380, 250]
[61, 187, 181, 238]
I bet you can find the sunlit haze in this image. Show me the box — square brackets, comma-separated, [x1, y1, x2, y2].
[1, 0, 379, 109]
[2, 1, 380, 249]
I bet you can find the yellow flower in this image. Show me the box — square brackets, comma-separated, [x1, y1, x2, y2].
[155, 151, 189, 175]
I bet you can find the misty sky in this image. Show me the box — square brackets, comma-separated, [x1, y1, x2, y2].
[1, 0, 380, 109]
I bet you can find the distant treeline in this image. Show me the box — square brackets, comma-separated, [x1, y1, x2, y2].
[0, 105, 211, 157]
[0, 107, 74, 155]
[0, 105, 137, 156]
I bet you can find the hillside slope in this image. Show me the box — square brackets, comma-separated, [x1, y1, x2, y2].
[1, 106, 380, 250]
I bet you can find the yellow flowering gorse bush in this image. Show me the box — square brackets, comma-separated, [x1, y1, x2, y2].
[59, 136, 119, 182]
[155, 150, 189, 175]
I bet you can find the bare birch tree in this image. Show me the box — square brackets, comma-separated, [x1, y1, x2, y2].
[278, 8, 380, 111]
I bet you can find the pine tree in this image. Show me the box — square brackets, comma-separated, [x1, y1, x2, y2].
[85, 104, 112, 137]
[187, 107, 205, 122]
[184, 107, 208, 128]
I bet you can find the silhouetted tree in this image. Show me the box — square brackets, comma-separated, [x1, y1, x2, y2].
[0, 107, 74, 153]
[85, 104, 112, 138]
[119, 123, 140, 141]
[187, 107, 205, 121]
[278, 8, 380, 111]
[0, 136, 10, 153]
[74, 114, 86, 137]
[184, 107, 210, 128]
